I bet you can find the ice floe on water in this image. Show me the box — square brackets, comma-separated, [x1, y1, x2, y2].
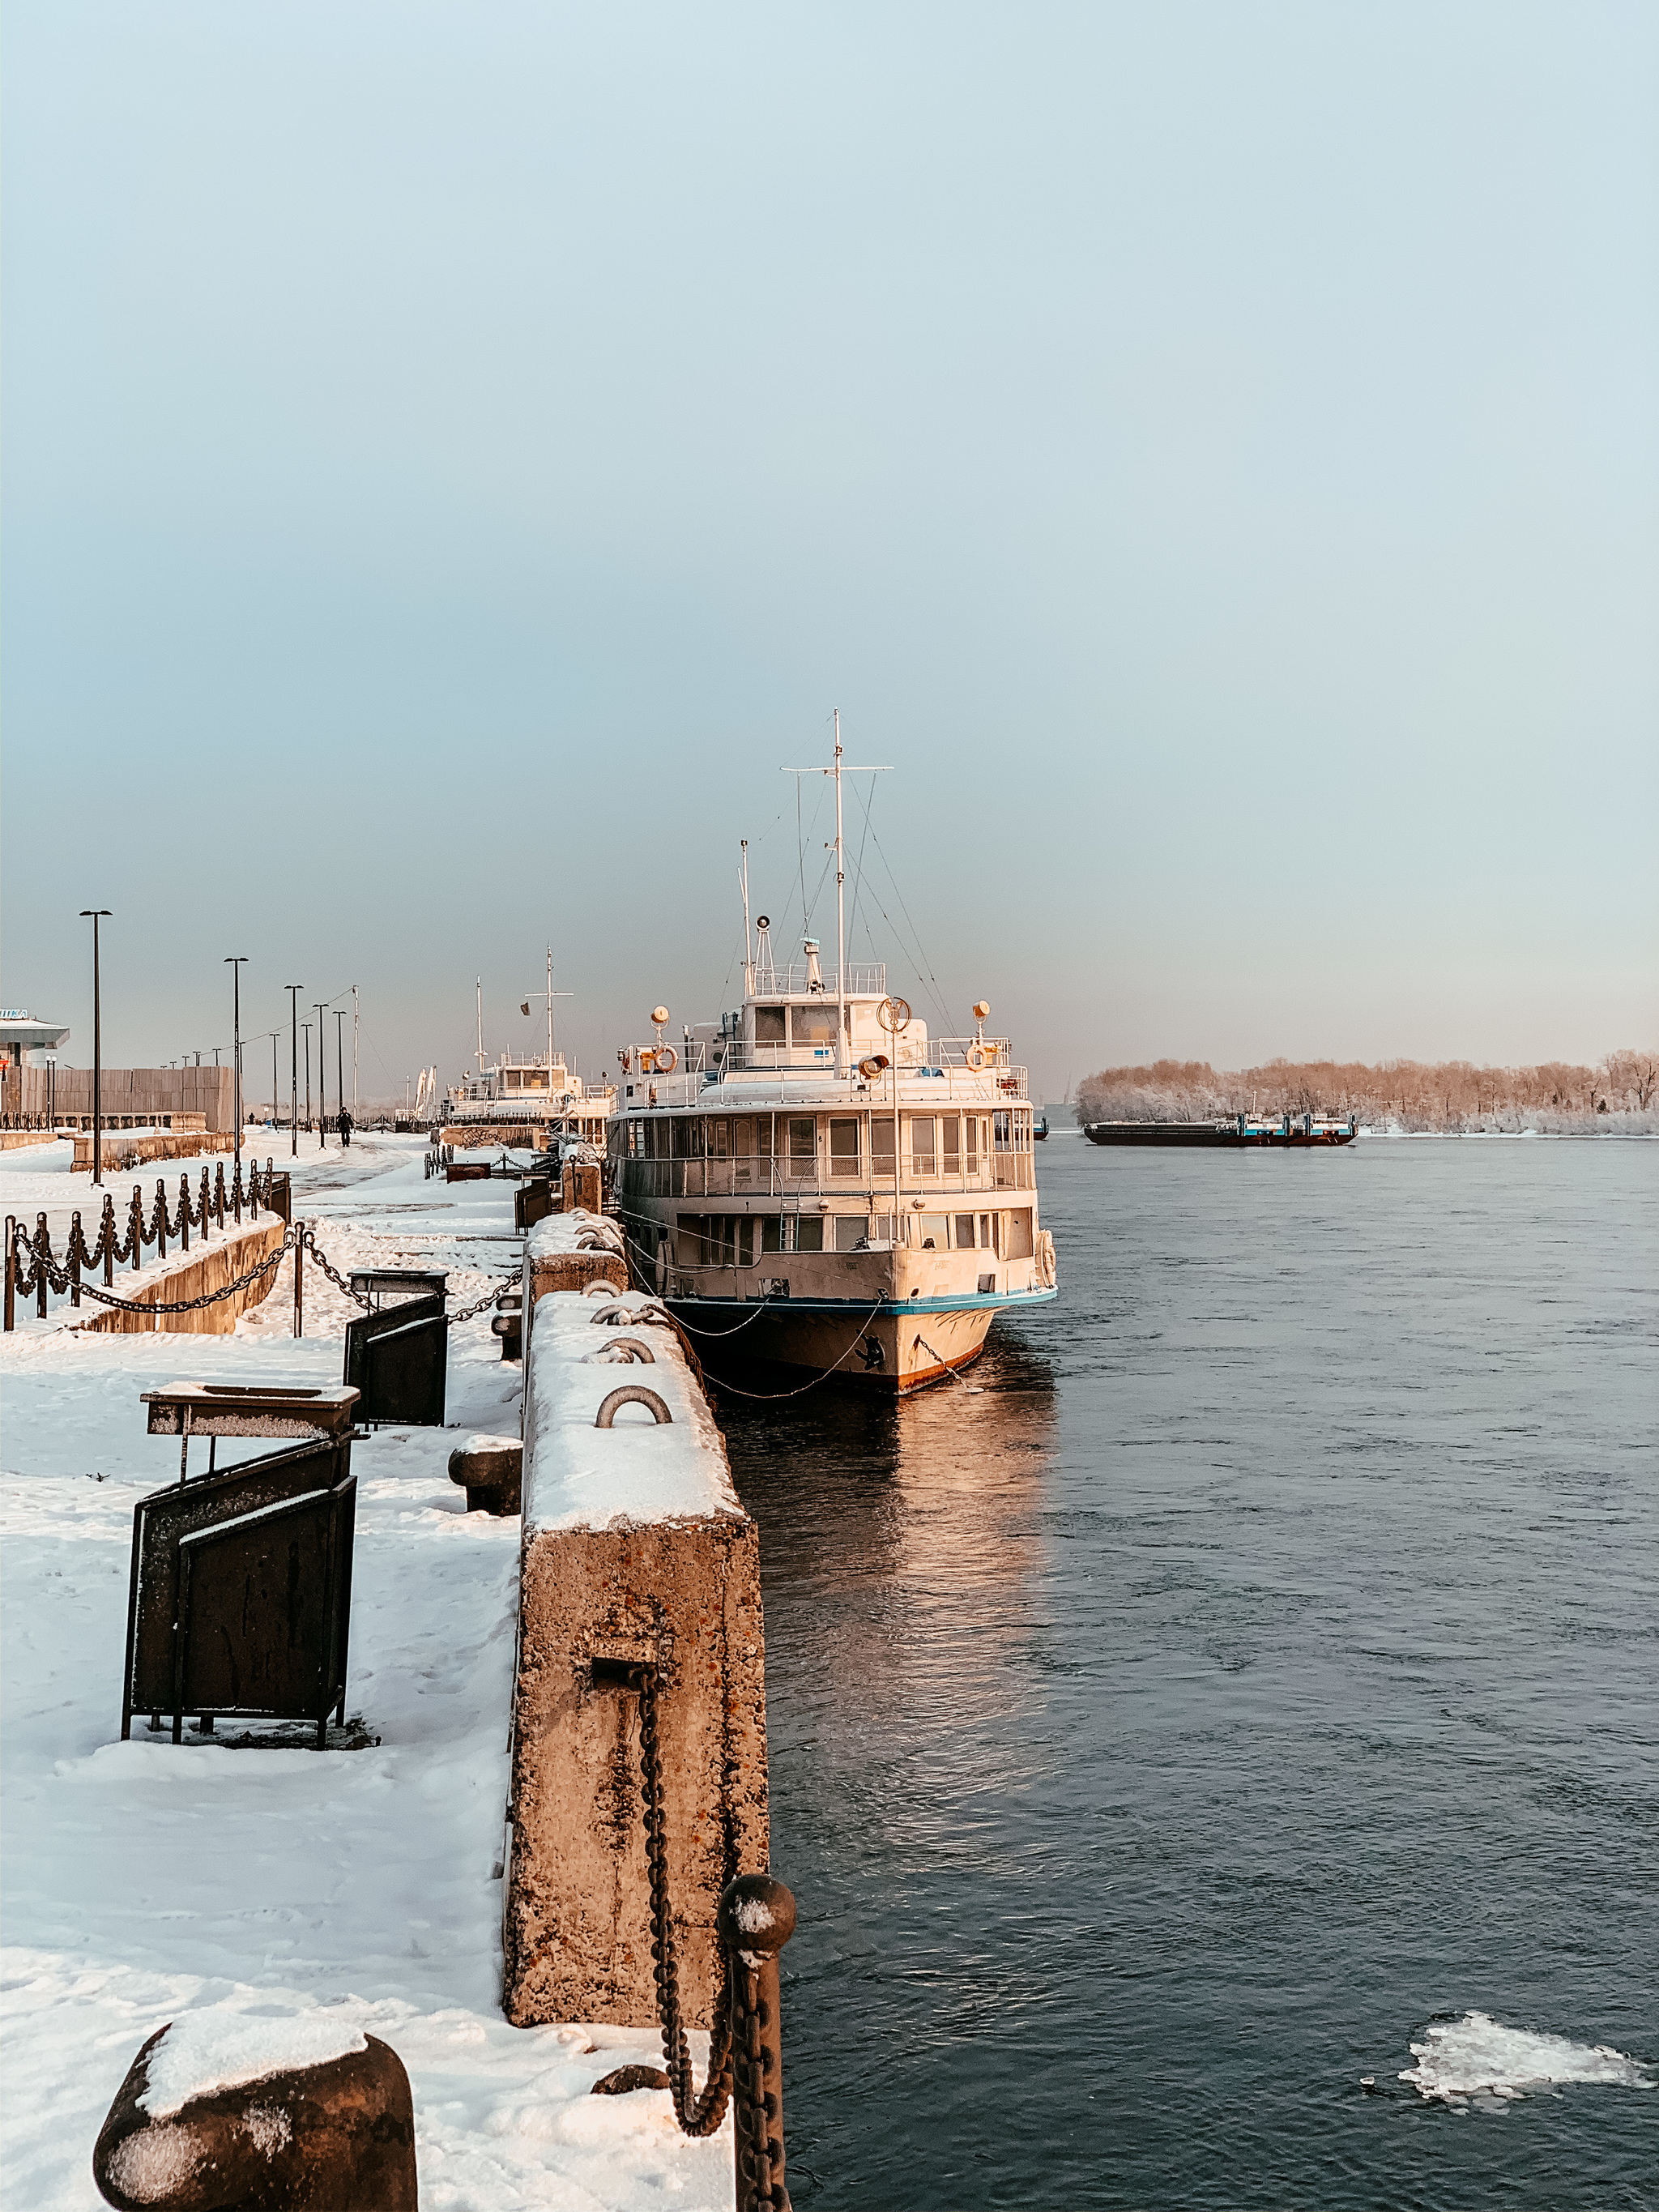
[1401, 2011, 1655, 2110]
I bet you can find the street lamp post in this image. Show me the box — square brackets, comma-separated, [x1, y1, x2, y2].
[79, 909, 111, 1187]
[286, 986, 303, 1158]
[335, 1012, 347, 1133]
[302, 1025, 312, 1131]
[225, 958, 248, 1166]
[314, 1001, 328, 1147]
[269, 1032, 280, 1125]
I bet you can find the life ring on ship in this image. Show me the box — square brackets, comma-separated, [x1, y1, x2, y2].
[858, 1054, 890, 1079]
[654, 1044, 678, 1074]
[965, 1044, 988, 1071]
[877, 996, 911, 1035]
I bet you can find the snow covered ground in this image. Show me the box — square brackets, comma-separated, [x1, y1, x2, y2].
[2, 1137, 733, 2210]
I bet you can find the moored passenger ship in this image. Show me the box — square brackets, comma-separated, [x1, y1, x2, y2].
[608, 735, 1056, 1391]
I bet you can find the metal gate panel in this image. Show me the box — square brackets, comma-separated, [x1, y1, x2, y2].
[123, 1439, 350, 1734]
[345, 1301, 448, 1427]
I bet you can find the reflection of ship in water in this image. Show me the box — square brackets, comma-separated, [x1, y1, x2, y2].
[724, 1329, 1059, 1813]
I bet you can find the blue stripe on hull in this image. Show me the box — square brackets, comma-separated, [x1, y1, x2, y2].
[665, 1286, 1057, 1319]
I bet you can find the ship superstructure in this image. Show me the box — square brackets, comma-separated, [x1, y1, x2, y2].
[441, 957, 613, 1151]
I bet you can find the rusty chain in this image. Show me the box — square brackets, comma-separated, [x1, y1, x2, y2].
[295, 1225, 373, 1309]
[637, 1668, 736, 2137]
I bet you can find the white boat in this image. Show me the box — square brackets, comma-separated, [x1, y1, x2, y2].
[441, 956, 614, 1152]
[608, 724, 1057, 1393]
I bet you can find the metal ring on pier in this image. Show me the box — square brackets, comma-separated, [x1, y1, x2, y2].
[594, 1385, 672, 1428]
[585, 1280, 620, 1297]
[592, 1336, 656, 1364]
[590, 1300, 676, 1330]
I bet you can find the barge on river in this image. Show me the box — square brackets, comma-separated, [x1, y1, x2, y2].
[1083, 1113, 1356, 1148]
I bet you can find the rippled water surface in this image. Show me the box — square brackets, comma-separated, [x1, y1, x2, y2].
[722, 1137, 1657, 2209]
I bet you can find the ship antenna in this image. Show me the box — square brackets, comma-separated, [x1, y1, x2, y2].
[783, 719, 890, 1084]
[476, 976, 484, 1073]
[740, 839, 753, 997]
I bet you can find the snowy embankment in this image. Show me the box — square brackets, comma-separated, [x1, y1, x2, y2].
[2, 1138, 731, 2210]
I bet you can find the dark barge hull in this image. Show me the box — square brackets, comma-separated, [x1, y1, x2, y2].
[1083, 1121, 1356, 1149]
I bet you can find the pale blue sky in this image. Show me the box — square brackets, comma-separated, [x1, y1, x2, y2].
[4, 2, 1655, 1104]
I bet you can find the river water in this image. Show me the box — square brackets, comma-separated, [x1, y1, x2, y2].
[723, 1134, 1657, 2209]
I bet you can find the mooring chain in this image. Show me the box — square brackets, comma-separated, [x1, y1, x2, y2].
[638, 1668, 736, 2137]
[72, 1238, 294, 1313]
[295, 1226, 374, 1309]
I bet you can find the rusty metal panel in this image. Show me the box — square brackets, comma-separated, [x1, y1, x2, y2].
[347, 1267, 447, 1313]
[344, 1303, 448, 1427]
[122, 1440, 352, 1739]
[174, 1475, 355, 1746]
[142, 1383, 359, 1442]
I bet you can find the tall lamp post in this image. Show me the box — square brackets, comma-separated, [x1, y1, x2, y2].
[79, 909, 111, 1187]
[335, 1011, 347, 1130]
[268, 1032, 280, 1125]
[314, 1001, 328, 1148]
[286, 986, 304, 1158]
[302, 1024, 313, 1132]
[225, 958, 248, 1167]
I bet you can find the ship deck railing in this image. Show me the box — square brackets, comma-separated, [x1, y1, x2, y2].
[616, 1155, 1038, 1200]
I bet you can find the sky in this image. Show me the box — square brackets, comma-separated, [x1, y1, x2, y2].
[3, 2, 1656, 1106]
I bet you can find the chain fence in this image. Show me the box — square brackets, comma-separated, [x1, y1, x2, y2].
[3, 1157, 288, 1330]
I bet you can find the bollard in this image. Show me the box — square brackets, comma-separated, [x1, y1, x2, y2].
[719, 1874, 796, 2212]
[70, 1211, 83, 1306]
[293, 1218, 305, 1339]
[36, 1213, 49, 1319]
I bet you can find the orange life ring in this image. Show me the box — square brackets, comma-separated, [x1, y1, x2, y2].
[654, 1044, 678, 1073]
[965, 1044, 988, 1071]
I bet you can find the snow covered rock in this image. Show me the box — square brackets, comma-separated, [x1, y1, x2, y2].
[92, 2018, 416, 2210]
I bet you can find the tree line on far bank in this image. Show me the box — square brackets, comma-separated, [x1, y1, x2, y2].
[1074, 1049, 1659, 1134]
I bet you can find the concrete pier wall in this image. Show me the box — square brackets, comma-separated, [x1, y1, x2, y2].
[76, 1219, 286, 1336]
[501, 1284, 768, 2030]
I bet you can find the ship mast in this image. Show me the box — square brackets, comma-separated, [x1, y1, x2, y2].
[476, 978, 484, 1072]
[547, 945, 554, 1080]
[834, 711, 846, 1078]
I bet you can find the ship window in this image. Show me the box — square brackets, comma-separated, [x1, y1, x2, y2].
[993, 1111, 1013, 1152]
[794, 1216, 824, 1253]
[872, 1116, 896, 1168]
[791, 1003, 847, 1046]
[672, 1118, 704, 1159]
[731, 1117, 755, 1157]
[754, 1006, 786, 1044]
[1005, 1209, 1034, 1258]
[709, 1118, 729, 1160]
[787, 1117, 816, 1173]
[954, 1213, 976, 1249]
[834, 1215, 869, 1251]
[991, 1212, 1002, 1257]
[943, 1117, 961, 1172]
[761, 1215, 783, 1253]
[919, 1215, 948, 1250]
[829, 1118, 859, 1174]
[978, 1211, 992, 1249]
[740, 1219, 758, 1266]
[908, 1115, 936, 1171]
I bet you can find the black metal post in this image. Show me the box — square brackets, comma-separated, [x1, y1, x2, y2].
[79, 908, 111, 1186]
[718, 1874, 796, 2212]
[314, 1001, 327, 1147]
[286, 986, 303, 1158]
[335, 1011, 346, 1134]
[225, 956, 248, 1168]
[303, 1023, 312, 1132]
